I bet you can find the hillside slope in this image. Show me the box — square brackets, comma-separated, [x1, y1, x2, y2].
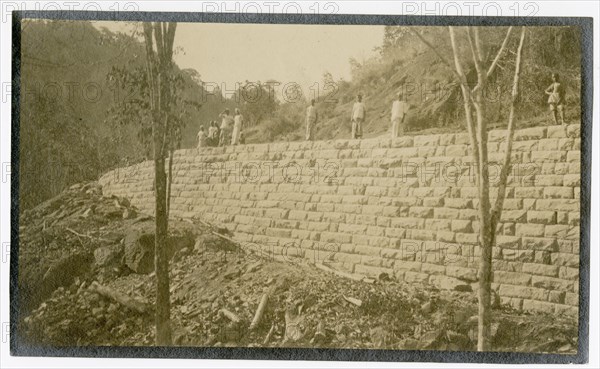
[253, 26, 581, 143]
[19, 23, 582, 209]
[18, 183, 578, 352]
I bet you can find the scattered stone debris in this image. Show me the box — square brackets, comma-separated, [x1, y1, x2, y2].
[18, 182, 578, 353]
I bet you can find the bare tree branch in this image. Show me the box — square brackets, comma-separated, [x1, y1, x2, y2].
[449, 26, 481, 173]
[490, 26, 526, 230]
[410, 28, 464, 84]
[153, 22, 165, 64]
[486, 26, 514, 78]
[466, 28, 485, 96]
[466, 27, 483, 75]
[142, 23, 158, 115]
[474, 27, 485, 62]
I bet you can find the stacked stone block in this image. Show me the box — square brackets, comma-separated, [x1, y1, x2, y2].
[99, 124, 581, 316]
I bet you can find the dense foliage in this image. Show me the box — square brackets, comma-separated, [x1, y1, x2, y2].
[19, 20, 227, 209]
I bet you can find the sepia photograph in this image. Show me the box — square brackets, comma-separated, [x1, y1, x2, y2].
[10, 11, 591, 364]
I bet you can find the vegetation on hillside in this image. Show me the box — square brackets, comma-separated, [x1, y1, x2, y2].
[19, 22, 582, 209]
[268, 26, 581, 141]
[19, 20, 228, 209]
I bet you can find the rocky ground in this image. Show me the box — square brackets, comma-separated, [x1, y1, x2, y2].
[18, 183, 578, 353]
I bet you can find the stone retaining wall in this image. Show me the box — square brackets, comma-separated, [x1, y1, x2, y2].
[99, 124, 581, 316]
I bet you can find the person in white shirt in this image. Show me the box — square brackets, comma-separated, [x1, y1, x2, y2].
[351, 94, 365, 139]
[305, 99, 318, 141]
[391, 92, 409, 139]
[231, 108, 244, 145]
[208, 121, 218, 146]
[197, 126, 207, 149]
[219, 109, 234, 146]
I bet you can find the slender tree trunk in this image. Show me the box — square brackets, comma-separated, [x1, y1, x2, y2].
[407, 25, 525, 352]
[491, 27, 527, 234]
[166, 146, 174, 218]
[448, 25, 515, 351]
[154, 148, 172, 345]
[143, 21, 177, 347]
[475, 105, 493, 351]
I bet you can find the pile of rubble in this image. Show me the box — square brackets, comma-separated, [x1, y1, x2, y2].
[18, 183, 578, 353]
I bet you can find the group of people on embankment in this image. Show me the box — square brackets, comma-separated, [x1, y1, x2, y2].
[198, 73, 566, 148]
[197, 108, 245, 148]
[305, 91, 409, 141]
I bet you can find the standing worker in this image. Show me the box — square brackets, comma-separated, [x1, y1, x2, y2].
[197, 126, 207, 149]
[213, 121, 221, 146]
[219, 109, 234, 146]
[391, 92, 409, 139]
[231, 108, 244, 145]
[545, 73, 566, 125]
[208, 121, 218, 146]
[351, 94, 365, 139]
[305, 99, 318, 141]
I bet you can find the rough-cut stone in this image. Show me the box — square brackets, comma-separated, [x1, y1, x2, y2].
[527, 210, 557, 225]
[563, 174, 581, 187]
[544, 225, 570, 238]
[521, 263, 559, 277]
[531, 276, 574, 291]
[414, 134, 440, 147]
[566, 124, 580, 138]
[403, 271, 430, 283]
[451, 220, 472, 233]
[501, 249, 535, 263]
[446, 266, 477, 282]
[429, 275, 472, 291]
[522, 299, 556, 314]
[100, 124, 581, 312]
[434, 208, 460, 219]
[566, 150, 580, 162]
[501, 210, 527, 222]
[514, 187, 544, 199]
[318, 232, 350, 244]
[424, 218, 452, 231]
[521, 237, 558, 252]
[515, 224, 545, 237]
[551, 253, 579, 268]
[543, 187, 573, 199]
[536, 199, 579, 212]
[123, 229, 155, 274]
[408, 206, 434, 218]
[498, 284, 549, 301]
[547, 125, 567, 138]
[421, 263, 446, 276]
[493, 271, 532, 286]
[436, 231, 455, 243]
[495, 235, 521, 249]
[531, 151, 566, 163]
[568, 212, 580, 226]
[515, 127, 546, 141]
[444, 198, 473, 209]
[94, 244, 124, 268]
[548, 290, 566, 304]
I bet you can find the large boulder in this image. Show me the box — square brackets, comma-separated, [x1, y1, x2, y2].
[93, 243, 124, 268]
[430, 275, 473, 292]
[123, 229, 155, 274]
[123, 223, 196, 274]
[37, 252, 94, 307]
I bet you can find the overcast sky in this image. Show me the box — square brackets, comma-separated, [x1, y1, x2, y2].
[96, 21, 384, 92]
